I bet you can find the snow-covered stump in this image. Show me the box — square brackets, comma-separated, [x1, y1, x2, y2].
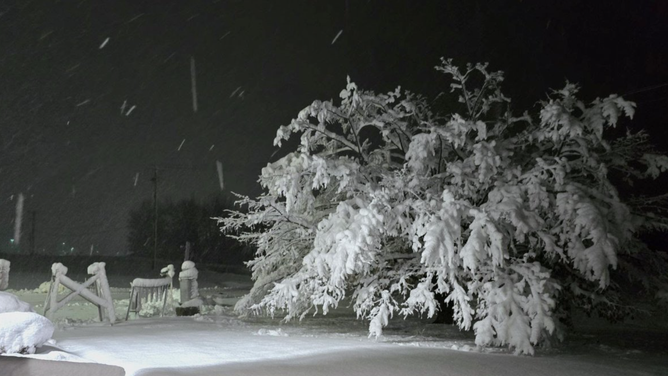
[0, 259, 10, 291]
[43, 262, 116, 324]
[125, 264, 174, 320]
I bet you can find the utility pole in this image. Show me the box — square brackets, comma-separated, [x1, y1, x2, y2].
[29, 211, 36, 255]
[151, 166, 158, 270]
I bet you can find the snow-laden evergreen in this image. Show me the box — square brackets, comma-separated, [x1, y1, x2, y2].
[220, 59, 668, 354]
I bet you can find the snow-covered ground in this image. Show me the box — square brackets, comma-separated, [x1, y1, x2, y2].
[2, 271, 667, 376]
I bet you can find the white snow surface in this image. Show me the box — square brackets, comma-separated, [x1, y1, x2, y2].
[0, 312, 54, 354]
[15, 311, 666, 376]
[3, 275, 667, 376]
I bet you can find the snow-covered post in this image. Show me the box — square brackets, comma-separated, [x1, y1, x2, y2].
[88, 262, 116, 324]
[178, 261, 199, 304]
[44, 263, 66, 318]
[160, 264, 175, 290]
[161, 264, 175, 307]
[0, 259, 10, 291]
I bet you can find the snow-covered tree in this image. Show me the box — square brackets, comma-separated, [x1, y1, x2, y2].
[219, 59, 668, 354]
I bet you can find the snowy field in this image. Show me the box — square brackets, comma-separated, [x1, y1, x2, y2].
[2, 270, 668, 376]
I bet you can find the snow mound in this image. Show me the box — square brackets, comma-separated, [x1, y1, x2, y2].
[0, 291, 34, 313]
[0, 312, 55, 354]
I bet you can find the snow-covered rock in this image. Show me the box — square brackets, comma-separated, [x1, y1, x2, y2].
[0, 291, 34, 313]
[0, 312, 55, 354]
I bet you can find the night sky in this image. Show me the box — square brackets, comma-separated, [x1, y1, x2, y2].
[1, 0, 666, 255]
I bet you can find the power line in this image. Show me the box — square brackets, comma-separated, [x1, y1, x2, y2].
[622, 82, 668, 97]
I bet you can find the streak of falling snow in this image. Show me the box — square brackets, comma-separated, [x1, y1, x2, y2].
[229, 86, 241, 97]
[163, 52, 176, 63]
[126, 13, 144, 23]
[126, 105, 136, 116]
[209, 145, 215, 151]
[76, 99, 90, 106]
[65, 63, 80, 73]
[134, 173, 139, 187]
[216, 161, 224, 191]
[99, 37, 110, 49]
[14, 193, 24, 245]
[178, 139, 186, 151]
[120, 100, 127, 114]
[331, 29, 343, 44]
[191, 57, 198, 113]
[39, 30, 53, 40]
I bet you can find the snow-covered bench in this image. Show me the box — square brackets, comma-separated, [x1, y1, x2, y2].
[0, 259, 9, 291]
[125, 265, 174, 320]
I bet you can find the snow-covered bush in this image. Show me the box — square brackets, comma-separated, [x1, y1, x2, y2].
[0, 312, 55, 354]
[0, 291, 53, 355]
[35, 281, 66, 294]
[220, 59, 668, 354]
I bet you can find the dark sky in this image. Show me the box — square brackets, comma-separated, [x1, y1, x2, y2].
[1, 0, 666, 255]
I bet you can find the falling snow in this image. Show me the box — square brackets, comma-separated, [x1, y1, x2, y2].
[229, 86, 241, 97]
[99, 37, 110, 49]
[216, 160, 224, 190]
[13, 193, 24, 245]
[125, 105, 136, 116]
[190, 57, 198, 113]
[331, 29, 343, 44]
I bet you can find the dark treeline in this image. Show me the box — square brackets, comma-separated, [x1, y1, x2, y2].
[127, 195, 250, 266]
